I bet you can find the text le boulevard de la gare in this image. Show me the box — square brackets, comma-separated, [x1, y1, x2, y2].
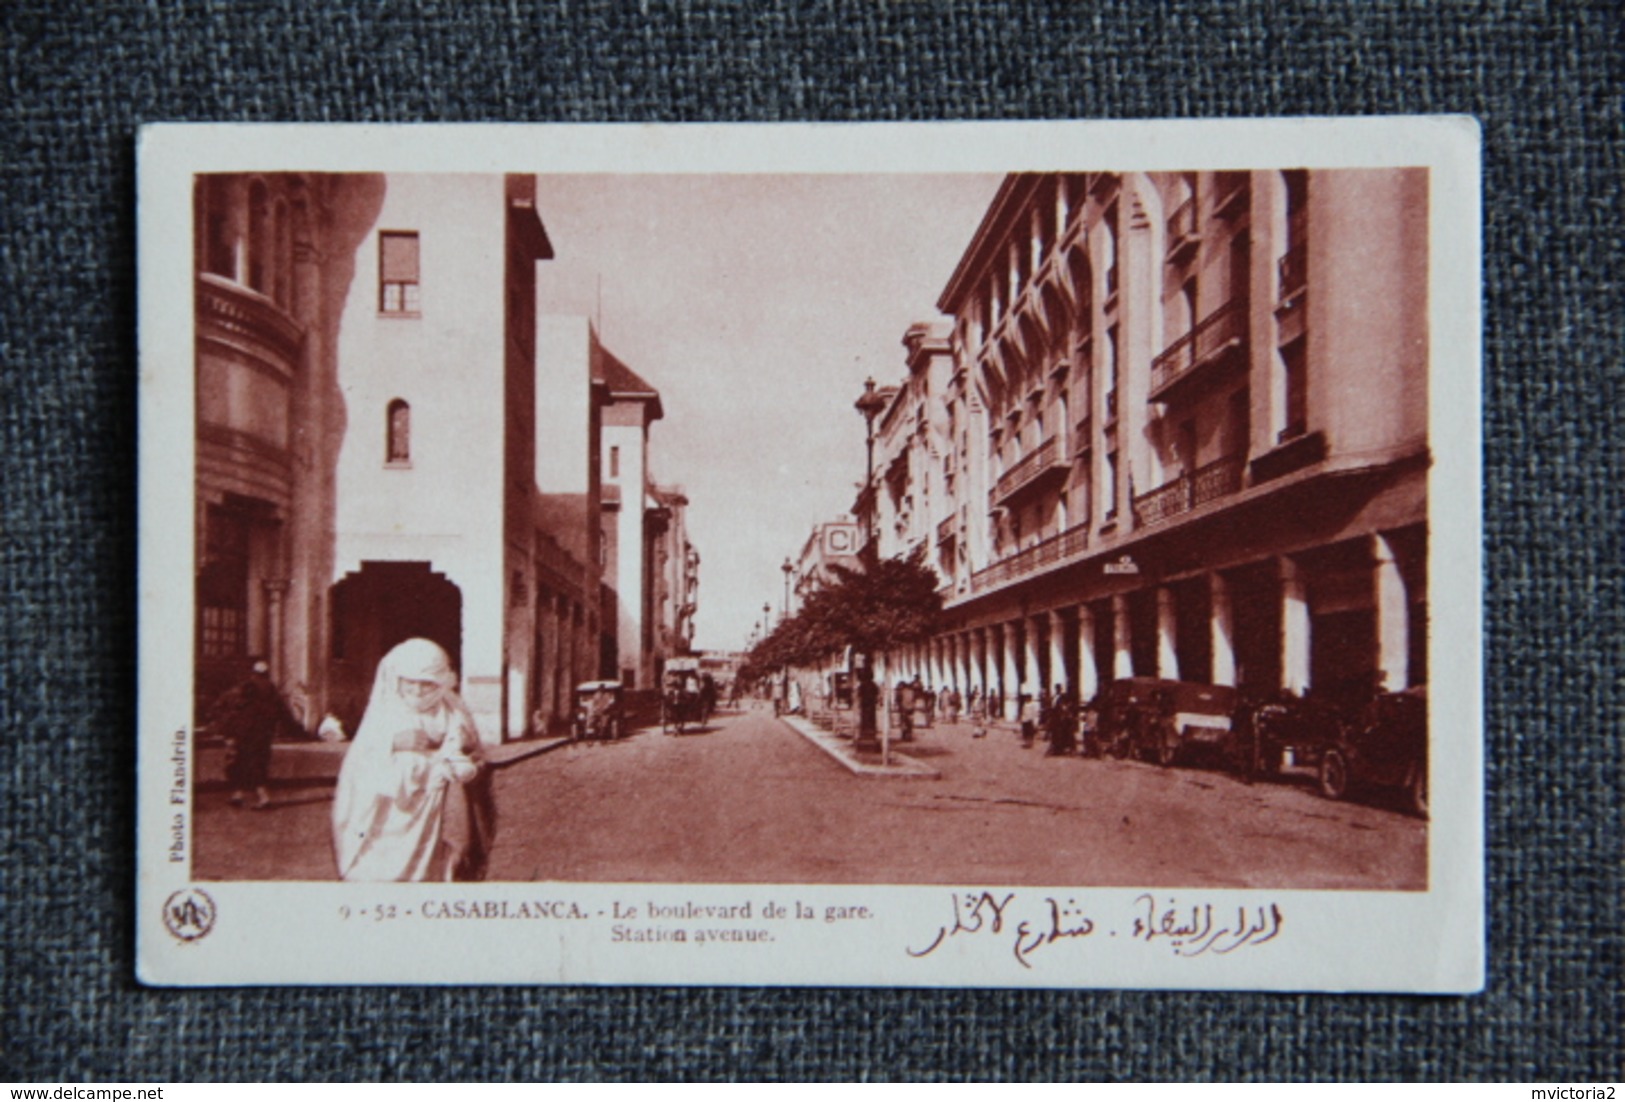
[334, 892, 1285, 966]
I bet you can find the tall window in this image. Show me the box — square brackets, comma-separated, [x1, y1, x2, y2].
[387, 399, 411, 464]
[1105, 324, 1120, 422]
[1280, 338, 1308, 441]
[609, 445, 620, 478]
[1104, 448, 1119, 521]
[380, 231, 421, 314]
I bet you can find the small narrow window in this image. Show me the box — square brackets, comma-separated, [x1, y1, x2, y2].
[380, 232, 421, 314]
[609, 445, 620, 478]
[387, 399, 411, 464]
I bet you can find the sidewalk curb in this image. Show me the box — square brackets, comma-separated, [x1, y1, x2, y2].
[486, 734, 575, 769]
[778, 714, 941, 779]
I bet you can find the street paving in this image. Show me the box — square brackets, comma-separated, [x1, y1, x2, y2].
[192, 704, 1425, 889]
[487, 705, 1425, 888]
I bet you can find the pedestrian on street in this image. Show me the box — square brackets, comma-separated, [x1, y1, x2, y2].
[213, 658, 293, 810]
[895, 679, 916, 742]
[946, 686, 962, 724]
[1046, 683, 1077, 756]
[1019, 689, 1039, 748]
[857, 665, 879, 742]
[332, 638, 496, 883]
[968, 688, 987, 739]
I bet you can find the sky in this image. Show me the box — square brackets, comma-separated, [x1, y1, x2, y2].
[532, 173, 1003, 653]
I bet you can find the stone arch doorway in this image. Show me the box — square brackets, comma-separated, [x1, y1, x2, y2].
[328, 562, 461, 735]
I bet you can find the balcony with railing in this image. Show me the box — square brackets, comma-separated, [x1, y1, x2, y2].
[970, 523, 1091, 594]
[1166, 196, 1199, 260]
[1131, 453, 1245, 527]
[197, 272, 304, 371]
[991, 436, 1069, 508]
[937, 514, 956, 546]
[1149, 298, 1247, 403]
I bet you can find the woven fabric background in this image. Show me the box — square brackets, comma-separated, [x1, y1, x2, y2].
[1, 0, 1618, 1082]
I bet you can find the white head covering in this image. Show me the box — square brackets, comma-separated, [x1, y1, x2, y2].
[332, 638, 481, 880]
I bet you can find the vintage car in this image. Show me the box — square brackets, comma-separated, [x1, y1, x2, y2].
[1233, 688, 1354, 781]
[573, 680, 624, 742]
[661, 658, 708, 733]
[1090, 677, 1239, 767]
[1318, 685, 1428, 817]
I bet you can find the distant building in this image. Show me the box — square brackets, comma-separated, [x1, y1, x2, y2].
[649, 483, 700, 667]
[857, 170, 1429, 718]
[534, 315, 613, 730]
[793, 516, 864, 608]
[595, 343, 666, 689]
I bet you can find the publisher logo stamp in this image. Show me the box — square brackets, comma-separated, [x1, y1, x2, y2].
[162, 888, 217, 941]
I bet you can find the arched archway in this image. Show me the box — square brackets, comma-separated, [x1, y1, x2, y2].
[328, 562, 462, 734]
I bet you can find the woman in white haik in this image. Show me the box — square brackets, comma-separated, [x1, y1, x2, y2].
[332, 638, 496, 881]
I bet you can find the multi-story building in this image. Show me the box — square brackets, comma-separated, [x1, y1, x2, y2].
[863, 169, 1429, 720]
[793, 516, 864, 608]
[322, 174, 558, 742]
[193, 174, 686, 744]
[649, 483, 700, 666]
[534, 315, 613, 732]
[596, 343, 667, 689]
[192, 171, 355, 722]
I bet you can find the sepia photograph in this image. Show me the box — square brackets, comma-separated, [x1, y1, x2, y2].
[138, 119, 1481, 989]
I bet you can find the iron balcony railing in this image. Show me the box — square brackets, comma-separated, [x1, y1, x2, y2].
[1131, 453, 1245, 527]
[992, 436, 1066, 505]
[1149, 298, 1246, 398]
[970, 523, 1091, 594]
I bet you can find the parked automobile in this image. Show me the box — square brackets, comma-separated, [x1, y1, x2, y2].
[1090, 677, 1238, 767]
[573, 680, 624, 742]
[1318, 685, 1428, 818]
[1232, 688, 1353, 781]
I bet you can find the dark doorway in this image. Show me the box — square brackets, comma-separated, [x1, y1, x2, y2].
[1173, 576, 1213, 684]
[195, 496, 280, 723]
[1311, 608, 1377, 702]
[329, 562, 462, 735]
[1228, 562, 1282, 695]
[1091, 600, 1114, 690]
[1128, 589, 1159, 677]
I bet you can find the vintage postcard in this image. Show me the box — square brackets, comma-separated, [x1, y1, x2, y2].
[136, 118, 1482, 989]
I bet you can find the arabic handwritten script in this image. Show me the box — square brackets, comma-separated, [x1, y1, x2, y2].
[907, 891, 1283, 968]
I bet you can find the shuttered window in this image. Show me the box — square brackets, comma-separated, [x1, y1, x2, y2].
[379, 231, 420, 314]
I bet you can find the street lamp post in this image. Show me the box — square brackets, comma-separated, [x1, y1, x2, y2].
[854, 377, 887, 566]
[853, 377, 889, 751]
[780, 560, 794, 715]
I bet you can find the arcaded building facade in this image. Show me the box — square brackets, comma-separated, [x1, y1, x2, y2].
[866, 170, 1429, 719]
